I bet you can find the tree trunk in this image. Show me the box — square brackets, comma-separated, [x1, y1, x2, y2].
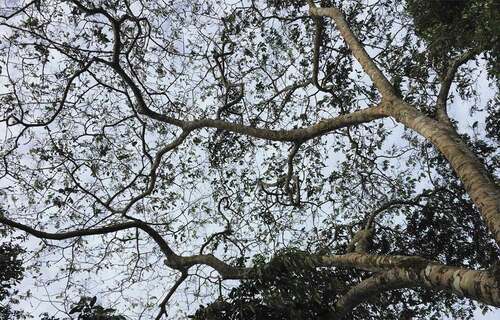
[385, 100, 500, 246]
[310, 3, 500, 246]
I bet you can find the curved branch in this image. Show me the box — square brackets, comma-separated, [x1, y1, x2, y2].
[0, 213, 176, 257]
[364, 192, 430, 229]
[119, 129, 191, 214]
[1, 214, 498, 308]
[311, 15, 326, 91]
[330, 263, 500, 319]
[97, 48, 384, 143]
[307, 2, 500, 247]
[164, 253, 252, 280]
[436, 48, 482, 126]
[330, 269, 418, 319]
[168, 252, 500, 306]
[10, 59, 94, 128]
[0, 0, 38, 20]
[188, 105, 385, 142]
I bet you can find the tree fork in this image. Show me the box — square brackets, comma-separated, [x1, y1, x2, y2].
[310, 2, 500, 246]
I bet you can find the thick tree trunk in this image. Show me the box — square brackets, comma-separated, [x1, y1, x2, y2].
[310, 4, 500, 247]
[320, 253, 500, 319]
[385, 100, 500, 246]
[420, 263, 500, 306]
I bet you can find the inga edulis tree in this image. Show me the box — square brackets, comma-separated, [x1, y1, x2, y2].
[0, 0, 499, 319]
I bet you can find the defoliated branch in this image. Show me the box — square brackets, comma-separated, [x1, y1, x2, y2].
[0, 0, 38, 20]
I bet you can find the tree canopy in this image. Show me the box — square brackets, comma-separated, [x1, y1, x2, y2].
[0, 0, 499, 319]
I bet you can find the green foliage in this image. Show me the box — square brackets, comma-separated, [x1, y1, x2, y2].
[405, 0, 499, 71]
[404, 138, 499, 267]
[0, 242, 28, 320]
[0, 0, 498, 319]
[191, 249, 342, 320]
[0, 243, 125, 320]
[192, 247, 480, 319]
[485, 99, 500, 143]
[265, 0, 307, 10]
[0, 243, 24, 298]
[406, 0, 497, 49]
[39, 297, 126, 320]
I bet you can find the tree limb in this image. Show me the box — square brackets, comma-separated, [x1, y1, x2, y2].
[308, 1, 500, 247]
[308, 2, 396, 99]
[436, 48, 483, 127]
[0, 213, 177, 258]
[2, 213, 498, 308]
[328, 269, 418, 319]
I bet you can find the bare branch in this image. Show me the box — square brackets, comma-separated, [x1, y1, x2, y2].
[0, 213, 176, 258]
[0, 0, 38, 20]
[188, 105, 386, 142]
[155, 271, 188, 320]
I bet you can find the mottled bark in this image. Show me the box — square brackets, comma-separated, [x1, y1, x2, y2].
[153, 251, 500, 307]
[1, 2, 498, 318]
[310, 3, 500, 246]
[385, 100, 500, 245]
[187, 105, 385, 142]
[2, 212, 498, 310]
[421, 264, 500, 306]
[329, 264, 500, 319]
[328, 269, 418, 319]
[309, 4, 396, 99]
[318, 252, 430, 272]
[346, 228, 373, 253]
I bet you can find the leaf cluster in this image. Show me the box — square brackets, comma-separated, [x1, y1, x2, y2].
[406, 0, 499, 70]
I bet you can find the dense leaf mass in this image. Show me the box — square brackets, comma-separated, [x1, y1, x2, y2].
[406, 0, 499, 75]
[0, 241, 27, 320]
